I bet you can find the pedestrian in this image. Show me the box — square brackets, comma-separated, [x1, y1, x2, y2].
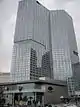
[38, 101, 40, 107]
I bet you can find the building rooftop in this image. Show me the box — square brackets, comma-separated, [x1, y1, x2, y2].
[0, 79, 67, 86]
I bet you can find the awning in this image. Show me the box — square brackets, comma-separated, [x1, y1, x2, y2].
[4, 89, 44, 94]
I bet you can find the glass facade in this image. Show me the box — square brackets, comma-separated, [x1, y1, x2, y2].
[11, 40, 52, 82]
[11, 42, 31, 81]
[11, 0, 79, 82]
[50, 10, 79, 81]
[52, 49, 72, 80]
[67, 77, 75, 96]
[11, 0, 52, 82]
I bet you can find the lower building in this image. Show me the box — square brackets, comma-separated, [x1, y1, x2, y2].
[67, 77, 75, 96]
[0, 79, 68, 106]
[67, 77, 80, 96]
[72, 62, 80, 82]
[0, 72, 10, 83]
[67, 63, 80, 96]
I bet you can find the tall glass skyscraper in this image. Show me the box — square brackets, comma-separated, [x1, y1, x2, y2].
[11, 0, 53, 82]
[11, 0, 79, 82]
[50, 10, 79, 80]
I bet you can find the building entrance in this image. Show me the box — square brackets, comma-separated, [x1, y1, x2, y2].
[4, 92, 44, 107]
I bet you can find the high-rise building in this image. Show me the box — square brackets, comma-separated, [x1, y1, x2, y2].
[10, 0, 79, 82]
[10, 0, 53, 82]
[50, 10, 79, 81]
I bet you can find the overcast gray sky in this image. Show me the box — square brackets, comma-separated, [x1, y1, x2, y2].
[0, 0, 80, 72]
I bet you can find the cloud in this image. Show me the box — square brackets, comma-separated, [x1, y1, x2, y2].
[0, 0, 19, 72]
[0, 29, 2, 44]
[0, 0, 3, 3]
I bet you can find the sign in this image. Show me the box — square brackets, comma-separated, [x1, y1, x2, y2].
[48, 86, 54, 93]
